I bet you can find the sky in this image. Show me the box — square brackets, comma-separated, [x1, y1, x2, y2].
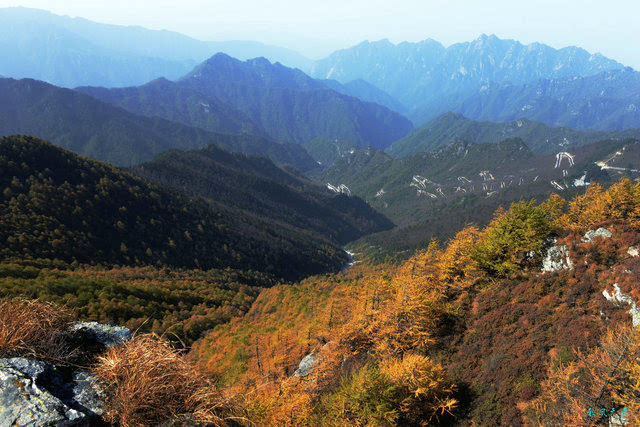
[1, 0, 639, 67]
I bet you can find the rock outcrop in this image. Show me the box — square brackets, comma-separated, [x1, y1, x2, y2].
[582, 227, 613, 243]
[0, 322, 131, 426]
[69, 322, 132, 348]
[602, 283, 640, 328]
[541, 240, 573, 272]
[294, 353, 317, 377]
[0, 358, 103, 426]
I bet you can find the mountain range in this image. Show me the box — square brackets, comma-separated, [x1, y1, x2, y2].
[5, 7, 640, 138]
[309, 35, 627, 125]
[131, 144, 394, 246]
[453, 67, 640, 130]
[0, 7, 311, 88]
[317, 136, 640, 255]
[79, 53, 413, 151]
[0, 135, 392, 280]
[388, 112, 640, 157]
[0, 77, 316, 168]
[4, 9, 640, 427]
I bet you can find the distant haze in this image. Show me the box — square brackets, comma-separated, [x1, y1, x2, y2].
[0, 0, 638, 69]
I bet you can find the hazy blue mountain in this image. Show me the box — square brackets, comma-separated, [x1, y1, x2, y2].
[77, 77, 264, 137]
[78, 55, 411, 157]
[321, 79, 406, 112]
[310, 35, 624, 124]
[0, 7, 311, 88]
[0, 77, 317, 169]
[299, 137, 360, 167]
[454, 68, 640, 131]
[388, 112, 640, 157]
[175, 54, 413, 150]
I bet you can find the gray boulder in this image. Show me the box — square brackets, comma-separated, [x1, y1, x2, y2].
[70, 321, 132, 348]
[0, 358, 104, 426]
[294, 353, 317, 377]
[582, 227, 613, 243]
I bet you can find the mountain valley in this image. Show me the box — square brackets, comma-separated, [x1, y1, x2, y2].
[2, 7, 640, 427]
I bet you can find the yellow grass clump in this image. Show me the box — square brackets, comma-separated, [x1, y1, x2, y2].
[94, 334, 243, 426]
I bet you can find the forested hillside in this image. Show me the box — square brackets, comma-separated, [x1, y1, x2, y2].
[77, 77, 264, 137]
[4, 177, 640, 425]
[194, 180, 640, 425]
[0, 135, 349, 280]
[131, 144, 394, 245]
[388, 112, 640, 157]
[317, 137, 640, 256]
[0, 77, 317, 169]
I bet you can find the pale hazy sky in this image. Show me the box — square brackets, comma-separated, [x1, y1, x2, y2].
[1, 0, 639, 67]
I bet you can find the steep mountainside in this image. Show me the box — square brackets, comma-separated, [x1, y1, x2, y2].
[0, 136, 348, 280]
[175, 54, 413, 150]
[310, 35, 624, 124]
[0, 7, 311, 87]
[0, 78, 317, 169]
[316, 137, 640, 255]
[453, 68, 640, 131]
[4, 180, 640, 426]
[299, 137, 360, 167]
[193, 184, 640, 425]
[388, 112, 640, 157]
[321, 78, 406, 113]
[77, 78, 263, 137]
[131, 144, 394, 246]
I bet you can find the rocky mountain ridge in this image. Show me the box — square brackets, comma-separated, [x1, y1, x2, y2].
[310, 34, 624, 124]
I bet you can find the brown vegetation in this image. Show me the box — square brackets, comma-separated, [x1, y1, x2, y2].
[94, 334, 242, 426]
[0, 298, 74, 362]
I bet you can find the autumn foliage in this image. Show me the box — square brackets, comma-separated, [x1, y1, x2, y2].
[4, 179, 640, 425]
[194, 179, 640, 425]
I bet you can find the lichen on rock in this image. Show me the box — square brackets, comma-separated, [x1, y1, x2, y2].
[0, 358, 104, 426]
[69, 321, 132, 348]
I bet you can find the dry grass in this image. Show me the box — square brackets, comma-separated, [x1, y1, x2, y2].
[0, 298, 74, 361]
[94, 334, 243, 426]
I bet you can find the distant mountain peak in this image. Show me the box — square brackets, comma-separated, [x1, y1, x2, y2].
[310, 35, 626, 125]
[202, 52, 236, 65]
